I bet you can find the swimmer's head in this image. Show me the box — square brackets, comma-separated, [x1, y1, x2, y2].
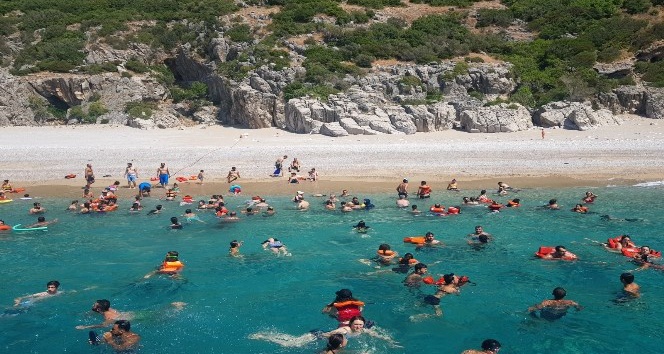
[93, 299, 111, 312]
[378, 243, 390, 252]
[230, 240, 241, 248]
[481, 190, 487, 194]
[620, 272, 634, 284]
[478, 234, 489, 243]
[403, 253, 414, 260]
[443, 273, 455, 285]
[326, 333, 347, 351]
[414, 263, 428, 273]
[348, 316, 366, 331]
[0, 219, 4, 225]
[481, 339, 501, 352]
[46, 280, 60, 293]
[170, 217, 178, 224]
[185, 209, 192, 214]
[425, 232, 434, 239]
[246, 207, 252, 212]
[555, 245, 566, 253]
[549, 199, 557, 205]
[512, 198, 520, 203]
[114, 320, 131, 332]
[412, 205, 418, 210]
[641, 246, 651, 254]
[37, 216, 45, 222]
[552, 287, 566, 300]
[229, 211, 237, 216]
[335, 289, 354, 301]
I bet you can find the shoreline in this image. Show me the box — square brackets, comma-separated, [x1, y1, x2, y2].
[2, 114, 663, 198]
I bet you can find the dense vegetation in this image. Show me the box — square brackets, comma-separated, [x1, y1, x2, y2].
[0, 0, 663, 109]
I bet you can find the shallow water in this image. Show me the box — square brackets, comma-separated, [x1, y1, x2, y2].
[1, 186, 663, 353]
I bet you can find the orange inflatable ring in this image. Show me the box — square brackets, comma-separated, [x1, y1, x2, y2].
[447, 206, 460, 214]
[621, 248, 662, 258]
[404, 236, 426, 245]
[10, 188, 26, 193]
[150, 177, 158, 181]
[535, 246, 577, 261]
[64, 174, 76, 179]
[488, 203, 503, 211]
[0, 225, 11, 231]
[189, 175, 198, 180]
[377, 250, 395, 257]
[176, 177, 188, 183]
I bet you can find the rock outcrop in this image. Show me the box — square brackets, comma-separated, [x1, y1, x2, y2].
[535, 101, 621, 130]
[459, 103, 532, 133]
[597, 86, 664, 119]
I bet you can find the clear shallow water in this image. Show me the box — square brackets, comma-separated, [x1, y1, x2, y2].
[1, 186, 664, 353]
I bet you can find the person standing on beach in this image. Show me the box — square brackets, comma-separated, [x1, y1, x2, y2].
[227, 167, 240, 183]
[124, 163, 138, 189]
[84, 164, 95, 189]
[156, 163, 170, 188]
[396, 179, 409, 198]
[274, 155, 287, 176]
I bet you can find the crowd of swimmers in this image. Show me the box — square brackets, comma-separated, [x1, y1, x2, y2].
[2, 171, 660, 353]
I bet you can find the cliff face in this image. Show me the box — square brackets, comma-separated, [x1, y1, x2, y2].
[1, 49, 662, 133]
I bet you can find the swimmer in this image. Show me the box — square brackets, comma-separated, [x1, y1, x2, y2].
[411, 205, 421, 214]
[148, 205, 163, 215]
[293, 191, 304, 203]
[165, 188, 177, 201]
[129, 202, 142, 212]
[322, 289, 364, 326]
[462, 196, 479, 205]
[477, 190, 491, 203]
[324, 199, 336, 210]
[461, 339, 501, 354]
[583, 191, 598, 203]
[396, 195, 410, 208]
[468, 234, 490, 248]
[613, 235, 636, 250]
[14, 280, 62, 307]
[321, 333, 346, 354]
[263, 206, 276, 216]
[375, 244, 397, 265]
[229, 240, 243, 257]
[392, 253, 418, 273]
[353, 220, 370, 233]
[446, 178, 459, 191]
[67, 200, 79, 211]
[297, 199, 310, 210]
[542, 245, 578, 260]
[418, 273, 460, 318]
[320, 316, 400, 347]
[469, 225, 492, 239]
[528, 287, 582, 320]
[340, 202, 353, 212]
[169, 216, 183, 229]
[506, 198, 520, 207]
[83, 188, 94, 198]
[29, 202, 46, 214]
[571, 204, 588, 213]
[498, 181, 512, 191]
[620, 272, 640, 298]
[76, 299, 132, 329]
[145, 251, 185, 278]
[224, 211, 240, 222]
[80, 202, 91, 214]
[241, 207, 259, 215]
[183, 209, 204, 221]
[404, 263, 428, 287]
[92, 320, 140, 351]
[262, 237, 289, 256]
[27, 216, 58, 228]
[545, 198, 560, 210]
[340, 189, 350, 197]
[419, 232, 442, 248]
[418, 181, 432, 198]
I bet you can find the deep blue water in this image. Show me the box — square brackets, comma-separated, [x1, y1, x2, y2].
[1, 185, 663, 353]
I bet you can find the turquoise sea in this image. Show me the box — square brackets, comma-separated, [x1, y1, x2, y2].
[1, 185, 663, 353]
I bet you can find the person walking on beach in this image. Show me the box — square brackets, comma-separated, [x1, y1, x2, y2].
[84, 164, 95, 189]
[156, 163, 170, 188]
[124, 163, 138, 189]
[396, 179, 409, 198]
[227, 167, 240, 183]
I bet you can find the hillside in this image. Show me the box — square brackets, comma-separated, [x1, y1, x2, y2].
[0, 0, 663, 133]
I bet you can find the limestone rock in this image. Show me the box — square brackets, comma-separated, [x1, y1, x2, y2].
[645, 88, 664, 119]
[320, 122, 349, 137]
[536, 101, 622, 130]
[460, 103, 532, 133]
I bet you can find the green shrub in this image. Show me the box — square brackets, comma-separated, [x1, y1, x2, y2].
[226, 24, 253, 43]
[400, 75, 423, 90]
[622, 0, 652, 14]
[171, 81, 208, 102]
[88, 101, 109, 118]
[283, 81, 339, 101]
[476, 9, 514, 28]
[47, 106, 68, 121]
[125, 59, 149, 73]
[635, 61, 664, 87]
[125, 101, 156, 119]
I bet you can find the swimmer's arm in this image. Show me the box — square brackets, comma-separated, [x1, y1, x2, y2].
[528, 302, 546, 312]
[321, 327, 349, 337]
[76, 322, 109, 330]
[364, 329, 402, 348]
[14, 291, 50, 306]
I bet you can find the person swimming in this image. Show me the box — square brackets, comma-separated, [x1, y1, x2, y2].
[353, 220, 370, 233]
[528, 287, 582, 321]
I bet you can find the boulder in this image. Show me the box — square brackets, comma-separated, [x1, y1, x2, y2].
[645, 88, 664, 120]
[460, 103, 532, 133]
[320, 122, 349, 137]
[536, 101, 622, 130]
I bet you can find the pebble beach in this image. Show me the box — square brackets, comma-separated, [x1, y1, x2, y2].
[2, 114, 663, 198]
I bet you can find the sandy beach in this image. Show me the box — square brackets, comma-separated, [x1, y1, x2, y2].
[2, 114, 663, 198]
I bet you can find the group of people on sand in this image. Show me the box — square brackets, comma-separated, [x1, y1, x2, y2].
[271, 155, 319, 182]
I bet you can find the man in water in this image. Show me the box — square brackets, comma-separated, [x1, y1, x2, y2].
[95, 320, 140, 351]
[528, 287, 582, 320]
[461, 339, 501, 354]
[14, 280, 61, 306]
[27, 216, 58, 228]
[76, 299, 131, 329]
[404, 263, 428, 287]
[620, 273, 640, 298]
[469, 225, 492, 239]
[124, 163, 138, 189]
[156, 162, 170, 188]
[396, 179, 408, 198]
